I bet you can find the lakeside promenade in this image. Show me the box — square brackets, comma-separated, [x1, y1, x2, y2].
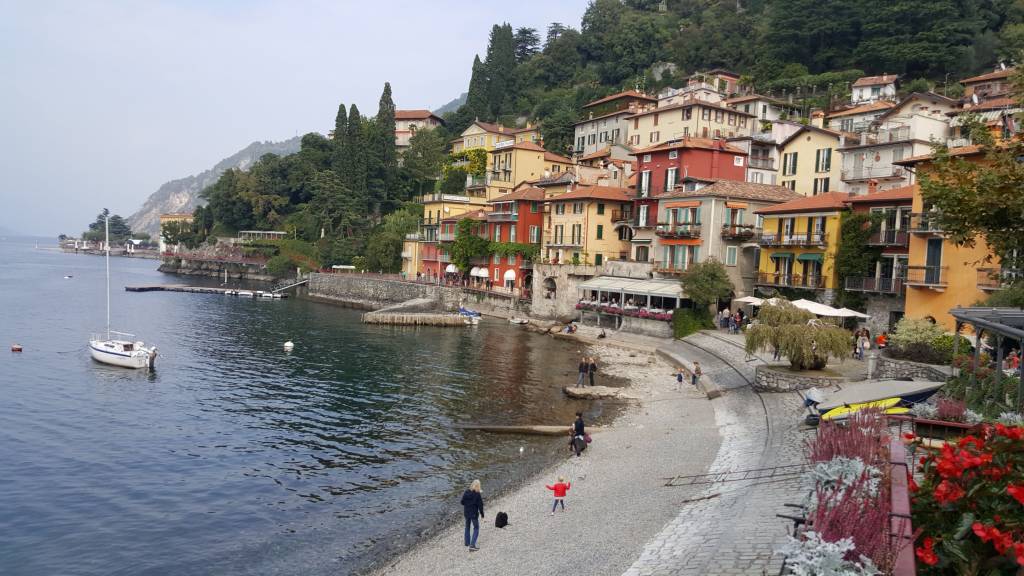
[374, 331, 811, 576]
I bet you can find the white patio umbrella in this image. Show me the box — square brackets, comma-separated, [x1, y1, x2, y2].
[834, 307, 870, 319]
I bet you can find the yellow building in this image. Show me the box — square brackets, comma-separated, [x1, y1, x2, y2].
[487, 142, 574, 199]
[895, 147, 997, 331]
[451, 121, 541, 155]
[777, 124, 844, 196]
[753, 192, 850, 299]
[543, 186, 633, 266]
[626, 100, 756, 148]
[158, 213, 194, 253]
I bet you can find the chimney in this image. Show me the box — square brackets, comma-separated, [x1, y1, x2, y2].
[867, 179, 878, 195]
[810, 110, 825, 129]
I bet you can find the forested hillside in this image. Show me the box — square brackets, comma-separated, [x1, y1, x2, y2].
[442, 0, 1024, 153]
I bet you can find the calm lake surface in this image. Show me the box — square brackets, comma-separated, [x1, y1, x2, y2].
[0, 238, 600, 575]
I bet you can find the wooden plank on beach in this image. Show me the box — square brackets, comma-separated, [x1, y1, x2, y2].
[455, 424, 604, 436]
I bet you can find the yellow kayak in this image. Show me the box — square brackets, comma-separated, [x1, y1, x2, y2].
[821, 397, 901, 421]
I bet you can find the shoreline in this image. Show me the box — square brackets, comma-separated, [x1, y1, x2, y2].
[368, 341, 723, 576]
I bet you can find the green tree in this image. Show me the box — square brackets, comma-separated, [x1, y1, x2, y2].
[465, 55, 490, 121]
[514, 27, 541, 63]
[84, 209, 133, 242]
[745, 301, 852, 370]
[333, 102, 347, 141]
[448, 217, 490, 272]
[440, 167, 468, 194]
[679, 259, 735, 310]
[403, 128, 446, 193]
[364, 203, 423, 273]
[832, 212, 882, 309]
[484, 23, 517, 118]
[539, 105, 578, 157]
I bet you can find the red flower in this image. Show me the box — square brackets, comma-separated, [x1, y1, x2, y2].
[916, 536, 939, 566]
[908, 473, 919, 493]
[958, 435, 982, 449]
[933, 480, 966, 504]
[903, 431, 916, 441]
[995, 423, 1024, 440]
[1008, 484, 1024, 506]
[973, 522, 987, 539]
[1013, 543, 1024, 567]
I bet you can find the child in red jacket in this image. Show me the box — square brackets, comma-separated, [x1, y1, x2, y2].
[546, 476, 571, 515]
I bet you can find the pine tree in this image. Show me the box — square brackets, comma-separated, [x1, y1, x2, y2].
[376, 82, 397, 175]
[465, 55, 489, 121]
[514, 27, 541, 63]
[332, 102, 347, 174]
[333, 102, 347, 141]
[484, 23, 517, 118]
[344, 103, 368, 206]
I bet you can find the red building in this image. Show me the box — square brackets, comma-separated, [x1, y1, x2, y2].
[420, 210, 488, 282]
[484, 186, 545, 293]
[633, 138, 748, 198]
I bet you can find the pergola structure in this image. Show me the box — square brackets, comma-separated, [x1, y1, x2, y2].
[950, 307, 1024, 412]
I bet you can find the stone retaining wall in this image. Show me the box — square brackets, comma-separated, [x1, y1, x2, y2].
[753, 365, 848, 392]
[307, 273, 531, 316]
[874, 354, 951, 381]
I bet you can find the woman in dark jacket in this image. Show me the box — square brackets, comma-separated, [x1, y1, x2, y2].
[460, 479, 484, 550]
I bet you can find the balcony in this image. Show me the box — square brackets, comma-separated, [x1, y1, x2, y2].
[400, 251, 413, 259]
[466, 175, 487, 189]
[867, 230, 909, 247]
[546, 238, 584, 248]
[404, 233, 423, 241]
[844, 276, 905, 294]
[977, 268, 1022, 291]
[654, 261, 688, 275]
[904, 265, 948, 289]
[422, 193, 470, 203]
[757, 233, 826, 247]
[520, 260, 534, 270]
[748, 157, 775, 170]
[437, 232, 456, 242]
[655, 224, 702, 239]
[438, 253, 452, 263]
[855, 126, 911, 146]
[841, 166, 905, 182]
[755, 272, 825, 289]
[721, 224, 760, 240]
[487, 211, 518, 222]
[611, 210, 633, 223]
[909, 213, 943, 235]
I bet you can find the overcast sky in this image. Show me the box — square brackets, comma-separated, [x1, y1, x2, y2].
[0, 0, 588, 236]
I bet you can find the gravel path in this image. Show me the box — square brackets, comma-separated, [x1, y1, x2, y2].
[371, 345, 722, 576]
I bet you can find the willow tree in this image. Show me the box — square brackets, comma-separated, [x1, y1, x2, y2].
[745, 301, 850, 370]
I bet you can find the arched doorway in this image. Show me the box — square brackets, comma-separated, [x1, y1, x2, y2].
[503, 269, 516, 290]
[543, 277, 557, 299]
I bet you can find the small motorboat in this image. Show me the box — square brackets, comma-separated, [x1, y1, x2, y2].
[509, 317, 529, 325]
[236, 290, 254, 298]
[64, 275, 73, 279]
[815, 380, 944, 415]
[458, 307, 481, 317]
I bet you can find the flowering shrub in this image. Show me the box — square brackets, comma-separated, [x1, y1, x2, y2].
[800, 456, 882, 513]
[911, 423, 1024, 574]
[776, 531, 881, 576]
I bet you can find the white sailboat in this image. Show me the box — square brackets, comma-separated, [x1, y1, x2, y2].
[88, 215, 157, 369]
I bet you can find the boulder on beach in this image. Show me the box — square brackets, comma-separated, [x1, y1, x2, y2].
[562, 386, 637, 400]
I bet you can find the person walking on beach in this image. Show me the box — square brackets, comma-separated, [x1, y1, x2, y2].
[576, 356, 588, 387]
[588, 356, 598, 387]
[692, 361, 702, 387]
[676, 366, 685, 388]
[546, 476, 571, 515]
[460, 480, 484, 551]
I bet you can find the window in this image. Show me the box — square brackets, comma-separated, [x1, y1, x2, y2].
[588, 134, 596, 145]
[668, 150, 678, 159]
[642, 154, 651, 163]
[611, 128, 620, 142]
[529, 225, 540, 243]
[595, 254, 603, 266]
[571, 224, 582, 244]
[577, 136, 585, 151]
[509, 226, 516, 242]
[814, 148, 832, 173]
[756, 215, 764, 229]
[739, 118, 747, 128]
[726, 245, 738, 266]
[840, 118, 853, 132]
[638, 204, 649, 227]
[782, 152, 798, 176]
[702, 108, 711, 120]
[493, 254, 501, 264]
[665, 167, 678, 191]
[573, 202, 584, 214]
[493, 225, 501, 241]
[494, 267, 499, 280]
[650, 131, 660, 142]
[554, 225, 564, 244]
[530, 202, 539, 213]
[555, 203, 565, 215]
[744, 104, 750, 113]
[714, 129, 721, 138]
[599, 132, 606, 142]
[813, 177, 830, 194]
[683, 127, 690, 137]
[596, 203, 605, 215]
[783, 180, 796, 190]
[633, 118, 639, 130]
[508, 254, 516, 264]
[640, 171, 651, 197]
[715, 110, 724, 123]
[684, 108, 692, 120]
[728, 113, 736, 126]
[750, 171, 764, 184]
[596, 224, 604, 240]
[892, 145, 905, 163]
[733, 156, 744, 167]
[653, 113, 659, 126]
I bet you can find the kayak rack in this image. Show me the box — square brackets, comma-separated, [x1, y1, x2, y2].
[664, 463, 806, 487]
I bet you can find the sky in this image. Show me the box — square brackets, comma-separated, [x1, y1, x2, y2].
[0, 0, 589, 237]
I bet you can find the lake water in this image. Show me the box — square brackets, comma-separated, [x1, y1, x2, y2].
[0, 238, 602, 575]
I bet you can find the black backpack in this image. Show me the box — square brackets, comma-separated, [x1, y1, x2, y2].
[495, 511, 509, 528]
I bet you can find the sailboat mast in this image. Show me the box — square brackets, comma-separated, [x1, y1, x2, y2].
[105, 215, 110, 340]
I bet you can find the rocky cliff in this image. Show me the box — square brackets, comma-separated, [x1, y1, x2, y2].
[126, 137, 302, 237]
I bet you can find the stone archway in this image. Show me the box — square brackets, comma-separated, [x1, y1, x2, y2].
[543, 276, 557, 299]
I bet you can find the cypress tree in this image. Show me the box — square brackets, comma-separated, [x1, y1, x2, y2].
[333, 102, 347, 141]
[484, 24, 517, 118]
[345, 104, 367, 202]
[376, 82, 397, 174]
[465, 55, 489, 121]
[332, 102, 348, 174]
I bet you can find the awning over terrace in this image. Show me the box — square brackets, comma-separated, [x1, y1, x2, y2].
[577, 276, 686, 310]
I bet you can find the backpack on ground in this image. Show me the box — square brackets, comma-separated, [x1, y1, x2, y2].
[495, 511, 509, 528]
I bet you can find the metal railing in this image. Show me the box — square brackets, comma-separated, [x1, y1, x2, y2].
[867, 230, 909, 247]
[438, 253, 451, 263]
[487, 212, 518, 222]
[909, 213, 943, 234]
[404, 233, 423, 241]
[655, 224, 702, 239]
[721, 224, 760, 240]
[857, 126, 910, 146]
[465, 175, 487, 188]
[437, 233, 456, 242]
[841, 166, 905, 181]
[748, 157, 775, 170]
[844, 276, 904, 294]
[422, 193, 471, 203]
[757, 233, 826, 246]
[905, 265, 947, 287]
[977, 268, 1021, 291]
[755, 273, 824, 289]
[611, 210, 633, 223]
[545, 239, 584, 248]
[653, 261, 688, 274]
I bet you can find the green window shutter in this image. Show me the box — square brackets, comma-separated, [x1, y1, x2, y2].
[596, 224, 604, 240]
[792, 151, 798, 174]
[595, 254, 603, 265]
[597, 203, 605, 215]
[695, 207, 702, 224]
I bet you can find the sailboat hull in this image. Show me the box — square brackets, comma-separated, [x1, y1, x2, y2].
[89, 341, 155, 369]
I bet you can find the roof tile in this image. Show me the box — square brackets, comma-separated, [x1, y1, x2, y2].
[754, 192, 852, 215]
[661, 180, 802, 203]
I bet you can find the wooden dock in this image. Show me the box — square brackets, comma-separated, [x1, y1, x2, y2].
[125, 285, 287, 298]
[361, 312, 466, 326]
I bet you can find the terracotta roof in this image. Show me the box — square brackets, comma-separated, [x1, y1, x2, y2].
[490, 187, 545, 203]
[754, 192, 852, 215]
[508, 125, 539, 134]
[573, 108, 637, 126]
[852, 75, 898, 88]
[846, 185, 914, 204]
[725, 94, 790, 107]
[580, 147, 613, 161]
[626, 99, 756, 119]
[893, 145, 985, 166]
[546, 185, 633, 202]
[633, 137, 747, 155]
[395, 109, 443, 122]
[876, 92, 957, 121]
[961, 68, 1015, 84]
[776, 123, 844, 148]
[706, 68, 741, 78]
[583, 90, 657, 109]
[660, 180, 801, 203]
[471, 120, 536, 134]
[441, 209, 488, 222]
[532, 172, 577, 187]
[545, 151, 574, 164]
[965, 96, 1020, 111]
[826, 101, 896, 119]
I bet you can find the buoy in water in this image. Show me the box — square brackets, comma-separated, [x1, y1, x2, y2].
[11, 344, 23, 352]
[64, 275, 73, 279]
[283, 341, 294, 351]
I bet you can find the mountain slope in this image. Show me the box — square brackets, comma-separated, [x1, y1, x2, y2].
[433, 92, 466, 116]
[127, 137, 302, 237]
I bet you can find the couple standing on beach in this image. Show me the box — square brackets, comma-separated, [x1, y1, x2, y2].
[575, 356, 598, 387]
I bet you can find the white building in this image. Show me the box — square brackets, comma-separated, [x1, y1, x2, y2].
[725, 94, 800, 123]
[851, 75, 898, 105]
[827, 101, 896, 133]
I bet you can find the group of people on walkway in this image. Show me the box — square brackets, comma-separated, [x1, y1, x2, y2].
[717, 308, 748, 334]
[575, 356, 599, 387]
